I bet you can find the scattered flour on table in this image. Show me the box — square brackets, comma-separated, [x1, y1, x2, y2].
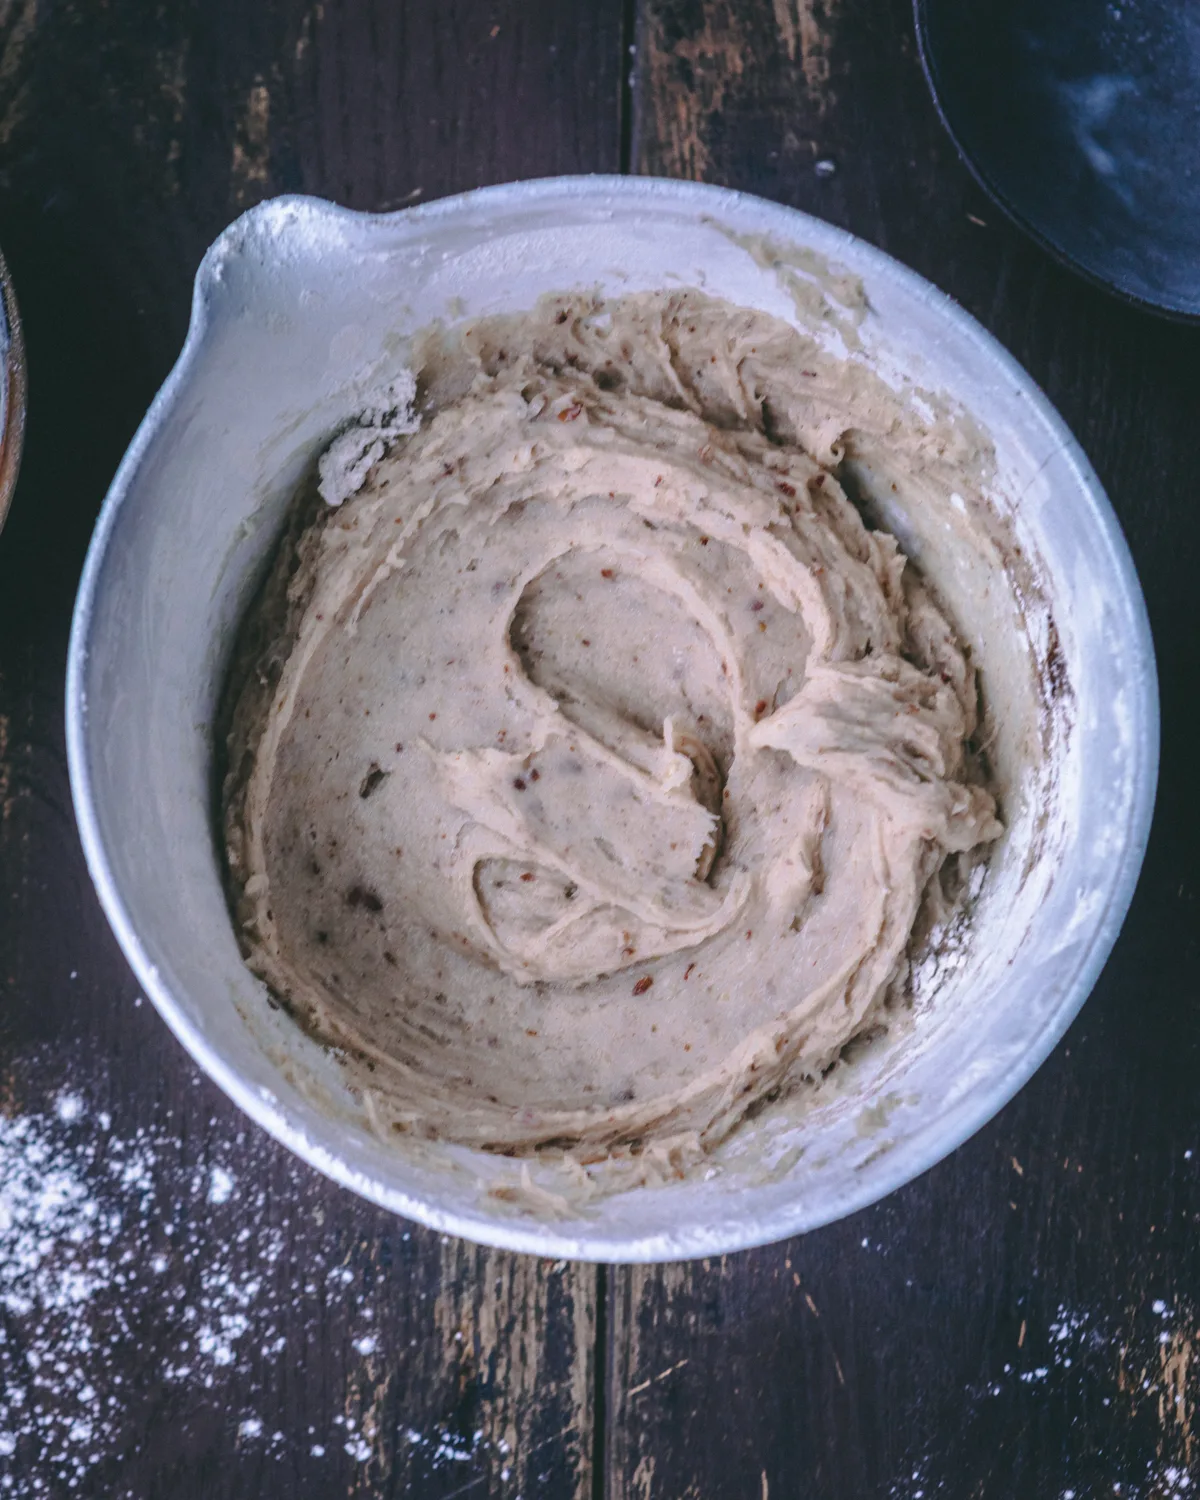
[0, 1089, 420, 1493]
[887, 1300, 1200, 1499]
[0, 1082, 522, 1494]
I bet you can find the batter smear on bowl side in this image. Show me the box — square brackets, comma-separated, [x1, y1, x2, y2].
[221, 289, 1004, 1178]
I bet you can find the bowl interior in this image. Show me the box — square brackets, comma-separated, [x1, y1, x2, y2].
[68, 181, 1156, 1260]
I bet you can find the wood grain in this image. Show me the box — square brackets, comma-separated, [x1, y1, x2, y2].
[0, 2, 622, 1495]
[617, 1, 1200, 1495]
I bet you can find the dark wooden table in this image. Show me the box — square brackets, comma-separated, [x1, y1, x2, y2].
[0, 3, 1196, 1496]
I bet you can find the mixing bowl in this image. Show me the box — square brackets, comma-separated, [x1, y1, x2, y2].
[66, 178, 1157, 1261]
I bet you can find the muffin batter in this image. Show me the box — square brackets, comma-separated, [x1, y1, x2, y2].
[221, 290, 1002, 1170]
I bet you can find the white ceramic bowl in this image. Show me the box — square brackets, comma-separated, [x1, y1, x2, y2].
[67, 178, 1157, 1261]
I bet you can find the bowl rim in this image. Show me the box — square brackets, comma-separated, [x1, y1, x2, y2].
[65, 175, 1160, 1260]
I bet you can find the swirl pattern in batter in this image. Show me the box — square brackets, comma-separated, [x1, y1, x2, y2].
[222, 289, 1002, 1169]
